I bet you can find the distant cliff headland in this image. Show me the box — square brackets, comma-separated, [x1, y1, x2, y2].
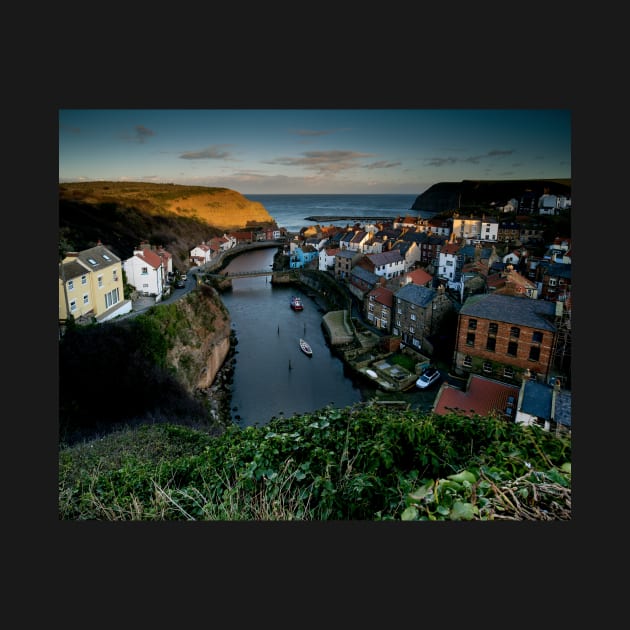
[411, 178, 571, 214]
[59, 181, 276, 271]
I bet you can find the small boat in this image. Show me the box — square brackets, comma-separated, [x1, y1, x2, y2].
[290, 296, 304, 311]
[299, 338, 313, 356]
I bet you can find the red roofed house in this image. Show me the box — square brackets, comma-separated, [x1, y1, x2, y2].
[123, 243, 167, 302]
[400, 267, 433, 288]
[432, 374, 520, 422]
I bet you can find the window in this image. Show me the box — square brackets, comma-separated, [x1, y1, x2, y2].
[466, 332, 475, 346]
[69, 300, 77, 312]
[488, 322, 498, 335]
[83, 294, 89, 305]
[486, 337, 496, 351]
[507, 341, 518, 357]
[381, 318, 387, 328]
[97, 275, 103, 288]
[105, 287, 120, 309]
[102, 253, 111, 261]
[468, 319, 477, 330]
[548, 278, 557, 287]
[140, 266, 147, 275]
[81, 275, 87, 285]
[510, 326, 520, 338]
[68, 279, 74, 291]
[483, 361, 492, 374]
[463, 355, 472, 368]
[529, 346, 540, 361]
[410, 313, 416, 321]
[503, 366, 514, 378]
[532, 331, 543, 343]
[368, 304, 374, 312]
[409, 326, 415, 334]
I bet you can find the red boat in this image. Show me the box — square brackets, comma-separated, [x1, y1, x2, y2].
[290, 296, 304, 311]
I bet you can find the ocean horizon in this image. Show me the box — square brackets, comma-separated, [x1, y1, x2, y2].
[243, 193, 427, 233]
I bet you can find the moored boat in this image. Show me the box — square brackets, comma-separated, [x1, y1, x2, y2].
[290, 296, 304, 311]
[299, 338, 312, 356]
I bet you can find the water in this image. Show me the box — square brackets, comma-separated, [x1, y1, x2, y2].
[244, 193, 421, 233]
[220, 248, 365, 428]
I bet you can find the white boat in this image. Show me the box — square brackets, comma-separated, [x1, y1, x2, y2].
[299, 338, 312, 356]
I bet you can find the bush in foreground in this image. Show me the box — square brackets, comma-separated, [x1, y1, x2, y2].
[58, 403, 571, 521]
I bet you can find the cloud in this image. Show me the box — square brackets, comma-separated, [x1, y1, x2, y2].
[363, 160, 402, 170]
[425, 149, 514, 167]
[120, 125, 156, 144]
[179, 145, 233, 160]
[266, 150, 375, 174]
[289, 128, 353, 138]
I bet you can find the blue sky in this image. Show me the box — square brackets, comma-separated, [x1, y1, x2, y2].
[59, 109, 571, 195]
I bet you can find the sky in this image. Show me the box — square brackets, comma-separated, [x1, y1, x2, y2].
[58, 109, 571, 195]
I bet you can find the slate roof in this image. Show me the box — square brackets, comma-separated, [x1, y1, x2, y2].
[521, 381, 553, 420]
[394, 283, 437, 307]
[351, 266, 379, 285]
[459, 293, 556, 331]
[366, 250, 403, 266]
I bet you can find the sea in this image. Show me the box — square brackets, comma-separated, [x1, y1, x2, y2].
[243, 193, 428, 233]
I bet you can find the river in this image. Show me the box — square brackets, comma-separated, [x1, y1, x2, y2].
[218, 247, 442, 428]
[219, 247, 365, 427]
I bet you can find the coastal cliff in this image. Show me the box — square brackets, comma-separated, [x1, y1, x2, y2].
[59, 181, 276, 271]
[411, 178, 571, 214]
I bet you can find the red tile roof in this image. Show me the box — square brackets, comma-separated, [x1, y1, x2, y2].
[433, 375, 520, 418]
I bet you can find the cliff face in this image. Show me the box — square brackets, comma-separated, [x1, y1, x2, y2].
[411, 179, 572, 214]
[59, 181, 275, 271]
[162, 284, 232, 393]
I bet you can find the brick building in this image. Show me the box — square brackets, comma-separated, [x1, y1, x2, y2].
[453, 293, 557, 384]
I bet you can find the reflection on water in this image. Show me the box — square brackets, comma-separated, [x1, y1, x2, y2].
[219, 248, 364, 427]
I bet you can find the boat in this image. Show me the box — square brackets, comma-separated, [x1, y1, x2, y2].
[290, 296, 304, 311]
[299, 338, 313, 356]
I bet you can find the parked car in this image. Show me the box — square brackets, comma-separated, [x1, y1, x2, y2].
[416, 366, 440, 389]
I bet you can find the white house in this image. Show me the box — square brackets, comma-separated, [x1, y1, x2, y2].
[123, 245, 166, 301]
[190, 242, 213, 266]
[319, 247, 339, 272]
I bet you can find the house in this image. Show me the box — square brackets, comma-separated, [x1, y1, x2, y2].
[123, 244, 167, 301]
[59, 243, 132, 324]
[453, 293, 557, 384]
[190, 242, 213, 266]
[390, 240, 420, 271]
[289, 244, 318, 269]
[365, 286, 394, 332]
[155, 246, 173, 278]
[349, 265, 381, 301]
[538, 262, 571, 302]
[399, 267, 433, 289]
[433, 374, 521, 422]
[361, 250, 405, 280]
[487, 266, 538, 299]
[318, 246, 339, 272]
[392, 283, 452, 355]
[515, 375, 571, 436]
[437, 241, 463, 283]
[334, 249, 361, 279]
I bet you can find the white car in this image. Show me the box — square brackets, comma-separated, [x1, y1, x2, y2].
[416, 367, 440, 389]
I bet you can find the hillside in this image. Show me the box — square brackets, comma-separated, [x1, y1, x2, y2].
[411, 178, 572, 214]
[59, 181, 276, 271]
